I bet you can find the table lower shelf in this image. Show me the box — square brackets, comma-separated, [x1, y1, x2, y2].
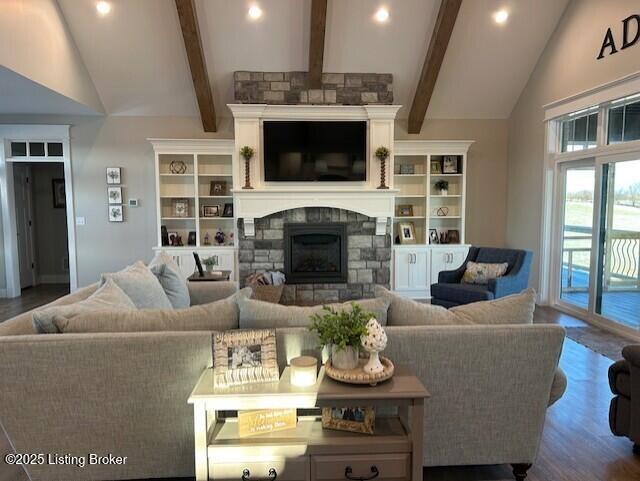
[208, 416, 411, 458]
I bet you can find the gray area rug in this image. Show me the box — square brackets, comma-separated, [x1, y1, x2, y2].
[564, 326, 634, 361]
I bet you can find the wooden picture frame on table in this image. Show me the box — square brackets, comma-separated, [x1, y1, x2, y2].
[322, 407, 376, 434]
[213, 329, 279, 387]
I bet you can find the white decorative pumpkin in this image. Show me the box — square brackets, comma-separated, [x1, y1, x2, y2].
[360, 318, 387, 374]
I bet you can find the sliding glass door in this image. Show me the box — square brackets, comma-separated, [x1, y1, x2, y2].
[595, 159, 640, 328]
[559, 163, 596, 311]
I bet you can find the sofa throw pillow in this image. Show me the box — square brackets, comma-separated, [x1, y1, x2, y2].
[461, 261, 509, 284]
[238, 296, 391, 329]
[149, 251, 190, 309]
[54, 288, 252, 333]
[373, 286, 466, 326]
[101, 261, 172, 309]
[450, 288, 536, 325]
[32, 279, 137, 333]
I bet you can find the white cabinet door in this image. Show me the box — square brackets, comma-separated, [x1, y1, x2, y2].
[430, 247, 469, 282]
[394, 250, 413, 291]
[410, 249, 429, 292]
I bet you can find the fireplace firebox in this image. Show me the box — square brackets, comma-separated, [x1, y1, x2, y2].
[284, 223, 347, 284]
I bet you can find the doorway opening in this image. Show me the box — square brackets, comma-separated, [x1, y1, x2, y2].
[13, 162, 70, 295]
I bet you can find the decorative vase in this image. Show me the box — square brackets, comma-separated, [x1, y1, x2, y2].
[243, 157, 254, 189]
[440, 188, 448, 196]
[331, 345, 359, 370]
[377, 156, 389, 189]
[361, 318, 387, 374]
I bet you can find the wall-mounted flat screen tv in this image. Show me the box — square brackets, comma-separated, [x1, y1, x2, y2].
[263, 121, 367, 182]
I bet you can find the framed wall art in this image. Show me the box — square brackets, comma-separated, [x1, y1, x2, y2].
[108, 186, 122, 205]
[106, 167, 121, 184]
[213, 329, 279, 387]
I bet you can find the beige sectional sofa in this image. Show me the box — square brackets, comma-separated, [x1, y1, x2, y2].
[0, 282, 566, 481]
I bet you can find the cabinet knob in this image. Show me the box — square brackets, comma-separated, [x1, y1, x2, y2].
[345, 465, 379, 481]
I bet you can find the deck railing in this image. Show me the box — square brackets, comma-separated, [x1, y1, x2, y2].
[562, 225, 640, 292]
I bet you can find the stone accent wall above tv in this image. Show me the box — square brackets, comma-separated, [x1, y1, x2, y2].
[238, 207, 391, 305]
[234, 71, 393, 105]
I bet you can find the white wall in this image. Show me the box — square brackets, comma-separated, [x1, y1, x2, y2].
[0, 0, 103, 113]
[507, 0, 640, 288]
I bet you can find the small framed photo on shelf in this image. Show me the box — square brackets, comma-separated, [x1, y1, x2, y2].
[322, 407, 375, 435]
[173, 199, 190, 217]
[442, 156, 459, 174]
[222, 203, 233, 217]
[399, 164, 415, 175]
[430, 160, 442, 174]
[213, 329, 279, 387]
[106, 167, 121, 184]
[107, 186, 122, 205]
[397, 204, 414, 217]
[429, 228, 439, 244]
[108, 205, 124, 223]
[202, 205, 220, 217]
[168, 231, 178, 245]
[399, 222, 416, 244]
[187, 231, 197, 246]
[446, 229, 460, 244]
[52, 179, 66, 208]
[210, 180, 227, 196]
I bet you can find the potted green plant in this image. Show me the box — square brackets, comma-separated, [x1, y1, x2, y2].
[240, 145, 255, 190]
[435, 179, 449, 195]
[309, 302, 372, 370]
[375, 146, 390, 189]
[202, 255, 219, 273]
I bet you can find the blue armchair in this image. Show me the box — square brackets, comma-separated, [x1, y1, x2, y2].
[431, 247, 533, 308]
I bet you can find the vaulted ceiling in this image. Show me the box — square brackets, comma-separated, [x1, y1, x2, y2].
[2, 0, 569, 122]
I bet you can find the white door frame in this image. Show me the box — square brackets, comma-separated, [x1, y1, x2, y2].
[0, 125, 77, 297]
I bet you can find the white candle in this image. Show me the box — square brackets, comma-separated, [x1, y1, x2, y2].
[290, 356, 318, 387]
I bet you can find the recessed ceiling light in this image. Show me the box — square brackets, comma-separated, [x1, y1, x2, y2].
[96, 1, 111, 15]
[493, 9, 509, 24]
[374, 7, 390, 23]
[248, 5, 263, 20]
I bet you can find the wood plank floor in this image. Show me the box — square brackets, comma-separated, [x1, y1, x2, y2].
[0, 291, 638, 481]
[0, 284, 69, 322]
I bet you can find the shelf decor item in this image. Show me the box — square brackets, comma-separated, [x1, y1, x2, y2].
[202, 205, 219, 217]
[240, 145, 255, 190]
[222, 203, 233, 217]
[106, 167, 121, 184]
[398, 222, 416, 244]
[399, 163, 415, 175]
[214, 228, 225, 245]
[203, 232, 211, 245]
[169, 160, 187, 174]
[309, 302, 372, 370]
[429, 228, 439, 244]
[173, 199, 189, 217]
[213, 329, 279, 387]
[289, 356, 318, 387]
[361, 318, 387, 374]
[210, 180, 227, 196]
[187, 231, 196, 246]
[447, 229, 460, 244]
[375, 146, 390, 189]
[397, 204, 413, 217]
[321, 406, 376, 435]
[434, 180, 449, 195]
[430, 159, 442, 174]
[443, 155, 459, 174]
[202, 255, 219, 272]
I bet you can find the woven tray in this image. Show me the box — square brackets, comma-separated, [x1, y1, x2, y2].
[325, 356, 394, 386]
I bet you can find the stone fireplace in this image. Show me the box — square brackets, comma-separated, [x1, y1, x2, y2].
[284, 223, 348, 284]
[238, 207, 391, 305]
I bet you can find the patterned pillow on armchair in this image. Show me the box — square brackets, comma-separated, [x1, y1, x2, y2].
[461, 261, 508, 284]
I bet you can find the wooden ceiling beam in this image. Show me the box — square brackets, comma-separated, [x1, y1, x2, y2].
[175, 0, 217, 132]
[308, 0, 328, 89]
[408, 0, 462, 134]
